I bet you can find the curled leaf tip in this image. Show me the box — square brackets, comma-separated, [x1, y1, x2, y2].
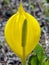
[18, 2, 25, 14]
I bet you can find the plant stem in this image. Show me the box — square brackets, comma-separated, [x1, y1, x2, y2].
[22, 58, 26, 65]
[22, 47, 26, 65]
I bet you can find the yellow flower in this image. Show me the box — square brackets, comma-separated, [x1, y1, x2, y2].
[4, 2, 41, 59]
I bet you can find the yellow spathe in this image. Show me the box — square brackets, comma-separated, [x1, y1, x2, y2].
[4, 3, 41, 59]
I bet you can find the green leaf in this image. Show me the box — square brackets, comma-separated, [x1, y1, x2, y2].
[4, 0, 10, 4]
[28, 55, 39, 65]
[45, 59, 49, 65]
[30, 3, 34, 10]
[34, 44, 47, 64]
[47, 0, 49, 3]
[28, 44, 48, 65]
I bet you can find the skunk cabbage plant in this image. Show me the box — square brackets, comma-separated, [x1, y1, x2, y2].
[4, 2, 41, 65]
